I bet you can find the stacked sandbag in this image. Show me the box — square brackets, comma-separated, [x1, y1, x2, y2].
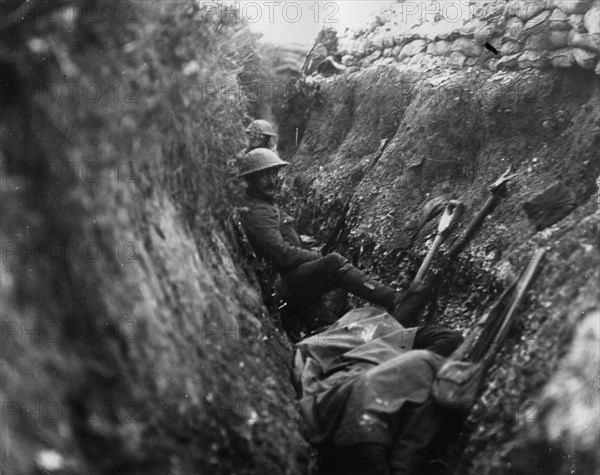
[332, 0, 599, 74]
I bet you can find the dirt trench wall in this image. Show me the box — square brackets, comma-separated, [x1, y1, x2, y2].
[283, 62, 599, 473]
[1, 2, 309, 474]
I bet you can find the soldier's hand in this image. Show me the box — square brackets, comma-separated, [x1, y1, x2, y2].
[406, 281, 433, 300]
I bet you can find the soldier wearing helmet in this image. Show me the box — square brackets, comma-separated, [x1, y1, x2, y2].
[238, 148, 426, 319]
[244, 119, 278, 154]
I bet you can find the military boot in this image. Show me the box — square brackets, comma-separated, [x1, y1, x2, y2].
[337, 264, 397, 312]
[391, 281, 432, 327]
[353, 443, 391, 475]
[389, 400, 440, 475]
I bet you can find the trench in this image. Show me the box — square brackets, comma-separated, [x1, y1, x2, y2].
[275, 64, 600, 474]
[1, 2, 599, 475]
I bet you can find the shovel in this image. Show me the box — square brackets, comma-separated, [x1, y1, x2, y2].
[444, 166, 516, 262]
[413, 200, 464, 284]
[426, 166, 517, 319]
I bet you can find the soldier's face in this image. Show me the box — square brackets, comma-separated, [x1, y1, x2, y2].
[248, 134, 269, 149]
[249, 168, 280, 199]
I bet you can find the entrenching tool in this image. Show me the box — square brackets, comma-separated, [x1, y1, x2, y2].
[444, 166, 516, 262]
[431, 248, 545, 412]
[425, 166, 517, 318]
[413, 200, 464, 284]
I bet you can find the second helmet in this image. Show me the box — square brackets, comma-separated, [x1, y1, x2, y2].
[245, 119, 278, 137]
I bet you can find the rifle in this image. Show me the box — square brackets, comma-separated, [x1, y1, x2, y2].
[431, 248, 545, 412]
[321, 138, 390, 255]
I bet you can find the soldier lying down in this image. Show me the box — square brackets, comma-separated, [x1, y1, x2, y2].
[294, 305, 462, 475]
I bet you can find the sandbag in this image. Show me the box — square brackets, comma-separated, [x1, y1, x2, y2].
[505, 17, 525, 41]
[451, 37, 483, 57]
[382, 33, 395, 49]
[525, 31, 550, 50]
[548, 8, 570, 30]
[568, 13, 586, 32]
[474, 25, 495, 44]
[499, 39, 524, 55]
[569, 29, 600, 51]
[408, 52, 429, 68]
[547, 30, 570, 49]
[518, 50, 550, 69]
[549, 48, 576, 67]
[574, 47, 598, 69]
[367, 49, 383, 63]
[553, 0, 593, 15]
[426, 40, 452, 56]
[584, 3, 600, 35]
[459, 19, 487, 37]
[506, 0, 546, 20]
[448, 51, 467, 69]
[523, 10, 552, 33]
[497, 53, 521, 69]
[398, 39, 427, 59]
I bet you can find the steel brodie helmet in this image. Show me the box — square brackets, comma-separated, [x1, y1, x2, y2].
[238, 148, 289, 178]
[245, 120, 278, 137]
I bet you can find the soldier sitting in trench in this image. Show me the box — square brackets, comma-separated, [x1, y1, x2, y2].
[237, 146, 430, 325]
[237, 142, 463, 473]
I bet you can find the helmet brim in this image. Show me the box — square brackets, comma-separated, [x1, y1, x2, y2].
[238, 162, 289, 179]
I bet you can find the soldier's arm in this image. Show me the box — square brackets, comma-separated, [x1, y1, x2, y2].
[243, 206, 321, 269]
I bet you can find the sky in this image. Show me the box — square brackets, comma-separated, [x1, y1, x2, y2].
[234, 1, 392, 47]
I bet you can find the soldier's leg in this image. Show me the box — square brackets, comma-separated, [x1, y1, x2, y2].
[337, 261, 397, 311]
[283, 253, 397, 310]
[412, 326, 463, 357]
[319, 444, 390, 475]
[353, 443, 391, 475]
[281, 253, 347, 308]
[388, 399, 441, 475]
